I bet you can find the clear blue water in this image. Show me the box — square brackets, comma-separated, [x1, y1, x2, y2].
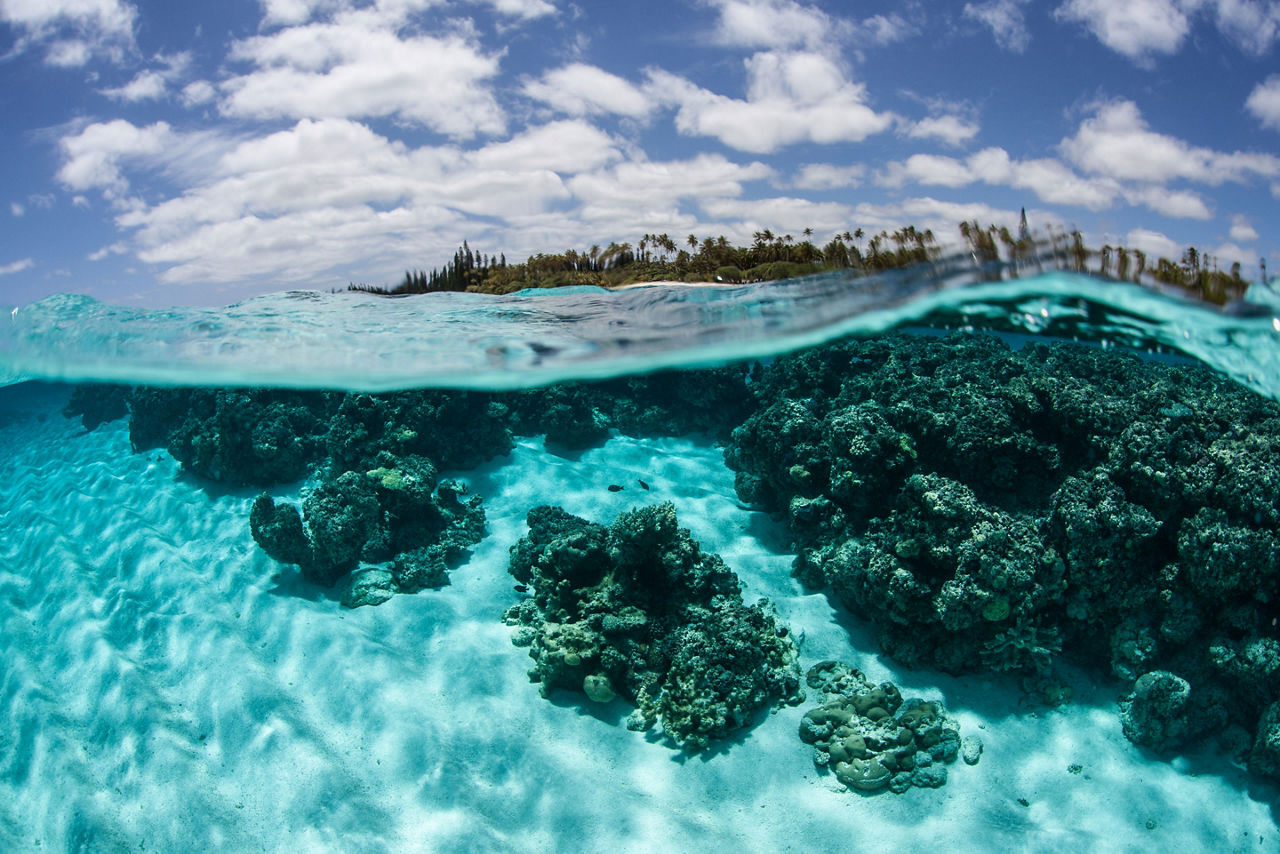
[3, 260, 1280, 851]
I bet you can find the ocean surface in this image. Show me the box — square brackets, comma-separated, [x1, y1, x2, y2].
[3, 260, 1280, 852]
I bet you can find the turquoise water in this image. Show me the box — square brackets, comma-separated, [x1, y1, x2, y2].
[3, 262, 1280, 851]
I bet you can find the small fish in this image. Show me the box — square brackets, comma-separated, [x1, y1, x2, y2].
[513, 584, 529, 593]
[638, 479, 649, 490]
[608, 484, 624, 492]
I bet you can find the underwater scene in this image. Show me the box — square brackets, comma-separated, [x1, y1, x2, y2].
[5, 261, 1280, 852]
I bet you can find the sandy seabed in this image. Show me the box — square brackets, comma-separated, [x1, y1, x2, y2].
[0, 382, 1276, 853]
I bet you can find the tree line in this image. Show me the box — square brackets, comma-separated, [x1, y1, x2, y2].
[349, 217, 1263, 306]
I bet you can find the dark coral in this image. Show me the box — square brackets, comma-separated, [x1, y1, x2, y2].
[725, 332, 1280, 779]
[250, 452, 485, 601]
[503, 365, 753, 449]
[62, 383, 131, 431]
[503, 501, 803, 750]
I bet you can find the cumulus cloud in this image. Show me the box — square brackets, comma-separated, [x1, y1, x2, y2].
[482, 0, 557, 19]
[906, 114, 980, 146]
[963, 0, 1032, 52]
[788, 163, 865, 190]
[1122, 185, 1212, 219]
[1061, 99, 1280, 184]
[99, 52, 191, 102]
[1210, 0, 1280, 55]
[1247, 75, 1280, 131]
[1, 0, 137, 65]
[1054, 0, 1190, 64]
[0, 258, 35, 276]
[649, 51, 894, 154]
[703, 0, 843, 50]
[878, 147, 1121, 211]
[522, 63, 655, 119]
[220, 12, 506, 137]
[58, 115, 771, 287]
[569, 154, 771, 208]
[1125, 227, 1182, 259]
[1055, 0, 1280, 62]
[1230, 214, 1259, 241]
[56, 119, 176, 197]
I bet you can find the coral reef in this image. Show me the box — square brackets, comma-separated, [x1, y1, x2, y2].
[62, 383, 130, 431]
[250, 452, 485, 603]
[798, 661, 973, 793]
[725, 332, 1280, 780]
[503, 501, 803, 750]
[502, 366, 753, 449]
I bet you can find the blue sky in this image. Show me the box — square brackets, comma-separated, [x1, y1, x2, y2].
[1, 0, 1278, 306]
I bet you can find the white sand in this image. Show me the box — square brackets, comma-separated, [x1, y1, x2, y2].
[0, 383, 1276, 852]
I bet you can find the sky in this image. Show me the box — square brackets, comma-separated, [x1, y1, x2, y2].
[1, 0, 1278, 307]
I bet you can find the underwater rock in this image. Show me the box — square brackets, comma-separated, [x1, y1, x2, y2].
[129, 387, 329, 485]
[799, 472, 1065, 675]
[1120, 670, 1206, 754]
[724, 332, 1280, 783]
[340, 568, 397, 608]
[250, 452, 485, 601]
[503, 501, 803, 751]
[798, 661, 969, 794]
[503, 365, 754, 446]
[61, 383, 131, 431]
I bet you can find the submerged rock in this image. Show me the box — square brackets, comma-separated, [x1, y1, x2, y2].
[503, 501, 803, 751]
[250, 452, 485, 604]
[798, 661, 971, 794]
[724, 332, 1280, 783]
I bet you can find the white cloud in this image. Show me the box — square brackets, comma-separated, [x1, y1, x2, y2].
[700, 196, 852, 235]
[1123, 185, 1212, 219]
[1055, 0, 1280, 62]
[649, 51, 894, 154]
[100, 69, 166, 101]
[220, 13, 506, 137]
[99, 52, 191, 102]
[45, 39, 92, 67]
[88, 242, 129, 261]
[569, 154, 771, 208]
[704, 0, 842, 50]
[1, 0, 137, 65]
[880, 153, 976, 189]
[56, 119, 175, 197]
[1230, 214, 1259, 241]
[857, 13, 916, 45]
[1125, 227, 1182, 259]
[1054, 0, 1190, 64]
[789, 163, 864, 190]
[259, 0, 341, 27]
[522, 63, 654, 119]
[469, 120, 621, 174]
[879, 147, 1121, 211]
[1210, 0, 1280, 55]
[906, 114, 980, 146]
[0, 258, 34, 276]
[851, 197, 1030, 247]
[10, 202, 24, 217]
[1209, 241, 1259, 270]
[181, 80, 217, 106]
[1062, 100, 1280, 185]
[1247, 75, 1280, 131]
[964, 0, 1032, 52]
[482, 0, 557, 19]
[66, 116, 701, 285]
